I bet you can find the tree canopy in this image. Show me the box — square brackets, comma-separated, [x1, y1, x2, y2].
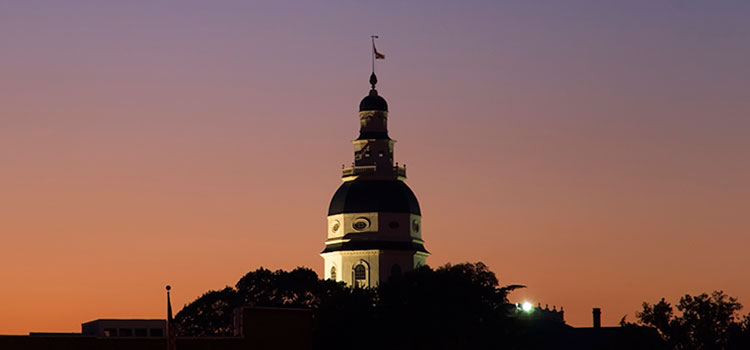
[175, 263, 750, 349]
[629, 291, 750, 350]
[174, 262, 524, 349]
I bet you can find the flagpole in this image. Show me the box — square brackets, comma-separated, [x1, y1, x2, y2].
[166, 285, 176, 350]
[371, 35, 378, 74]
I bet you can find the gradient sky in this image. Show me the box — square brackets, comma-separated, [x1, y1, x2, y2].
[1, 0, 749, 333]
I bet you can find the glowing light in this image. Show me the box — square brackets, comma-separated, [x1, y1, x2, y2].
[522, 301, 533, 312]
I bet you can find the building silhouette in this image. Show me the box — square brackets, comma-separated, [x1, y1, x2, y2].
[0, 308, 311, 350]
[81, 319, 165, 338]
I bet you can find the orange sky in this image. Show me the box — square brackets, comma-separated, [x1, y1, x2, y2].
[1, 1, 749, 333]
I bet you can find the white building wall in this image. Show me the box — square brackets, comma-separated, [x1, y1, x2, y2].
[323, 249, 427, 287]
[323, 212, 425, 287]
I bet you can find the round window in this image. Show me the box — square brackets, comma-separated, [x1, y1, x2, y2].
[353, 218, 370, 231]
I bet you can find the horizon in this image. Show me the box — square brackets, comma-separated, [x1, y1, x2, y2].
[1, 0, 749, 334]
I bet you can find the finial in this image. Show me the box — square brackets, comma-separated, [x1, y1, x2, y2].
[369, 73, 378, 90]
[166, 285, 171, 291]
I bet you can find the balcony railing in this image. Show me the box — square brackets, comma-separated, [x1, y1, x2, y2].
[342, 165, 376, 177]
[394, 165, 406, 177]
[341, 165, 407, 178]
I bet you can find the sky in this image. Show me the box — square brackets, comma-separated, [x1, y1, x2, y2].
[1, 0, 749, 333]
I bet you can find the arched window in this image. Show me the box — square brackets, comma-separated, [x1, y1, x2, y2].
[354, 264, 366, 280]
[330, 266, 337, 281]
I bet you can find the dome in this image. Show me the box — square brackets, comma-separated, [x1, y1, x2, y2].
[359, 73, 388, 111]
[328, 180, 420, 215]
[359, 90, 388, 111]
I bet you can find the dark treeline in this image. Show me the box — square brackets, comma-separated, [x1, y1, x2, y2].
[624, 290, 750, 350]
[175, 263, 750, 350]
[175, 262, 524, 349]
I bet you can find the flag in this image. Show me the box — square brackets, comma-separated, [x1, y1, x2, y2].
[374, 45, 385, 59]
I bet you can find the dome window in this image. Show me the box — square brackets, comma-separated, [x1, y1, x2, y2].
[331, 221, 340, 233]
[352, 218, 370, 231]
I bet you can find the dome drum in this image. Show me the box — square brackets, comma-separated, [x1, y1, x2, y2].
[326, 212, 422, 241]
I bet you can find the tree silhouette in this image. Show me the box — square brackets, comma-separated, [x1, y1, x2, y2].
[174, 287, 238, 336]
[174, 262, 523, 349]
[235, 267, 320, 308]
[376, 262, 524, 349]
[632, 291, 750, 350]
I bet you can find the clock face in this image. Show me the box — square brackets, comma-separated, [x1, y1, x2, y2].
[412, 219, 420, 233]
[331, 220, 340, 233]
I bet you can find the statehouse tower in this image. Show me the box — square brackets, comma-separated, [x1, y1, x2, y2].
[321, 73, 428, 287]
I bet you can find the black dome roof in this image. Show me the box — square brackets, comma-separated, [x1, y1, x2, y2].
[328, 180, 420, 215]
[359, 73, 388, 111]
[359, 91, 388, 111]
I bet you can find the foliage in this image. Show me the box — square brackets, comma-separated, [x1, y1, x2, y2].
[632, 291, 750, 350]
[376, 262, 524, 349]
[175, 265, 750, 350]
[174, 262, 523, 349]
[235, 267, 320, 308]
[174, 287, 237, 336]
